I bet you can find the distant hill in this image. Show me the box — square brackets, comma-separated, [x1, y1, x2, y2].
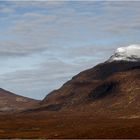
[0, 88, 39, 113]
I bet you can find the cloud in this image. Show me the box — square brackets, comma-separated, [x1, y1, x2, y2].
[0, 40, 47, 57]
[0, 1, 140, 99]
[1, 1, 140, 57]
[0, 59, 80, 99]
[0, 7, 14, 14]
[0, 3, 15, 14]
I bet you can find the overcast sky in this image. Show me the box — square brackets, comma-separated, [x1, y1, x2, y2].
[0, 1, 140, 99]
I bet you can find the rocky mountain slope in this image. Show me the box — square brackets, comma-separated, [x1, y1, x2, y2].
[29, 45, 140, 118]
[36, 61, 140, 117]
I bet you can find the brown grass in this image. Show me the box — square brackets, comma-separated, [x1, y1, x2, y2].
[0, 112, 140, 139]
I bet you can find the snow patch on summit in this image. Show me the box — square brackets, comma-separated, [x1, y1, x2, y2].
[108, 44, 140, 62]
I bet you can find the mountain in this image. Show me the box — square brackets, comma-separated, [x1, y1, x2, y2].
[0, 88, 39, 113]
[0, 45, 140, 139]
[31, 45, 140, 118]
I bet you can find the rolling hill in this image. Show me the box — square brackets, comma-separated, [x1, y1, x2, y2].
[0, 88, 39, 113]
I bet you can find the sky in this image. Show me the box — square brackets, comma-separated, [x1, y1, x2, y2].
[0, 1, 140, 99]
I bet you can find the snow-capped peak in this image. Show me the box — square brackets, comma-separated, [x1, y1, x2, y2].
[108, 44, 140, 62]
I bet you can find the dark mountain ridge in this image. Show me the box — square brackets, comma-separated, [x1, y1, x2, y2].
[24, 61, 140, 119]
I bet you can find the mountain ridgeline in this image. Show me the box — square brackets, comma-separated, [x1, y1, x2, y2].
[32, 61, 139, 118]
[0, 45, 140, 119]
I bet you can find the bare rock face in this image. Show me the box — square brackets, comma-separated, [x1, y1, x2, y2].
[0, 88, 39, 113]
